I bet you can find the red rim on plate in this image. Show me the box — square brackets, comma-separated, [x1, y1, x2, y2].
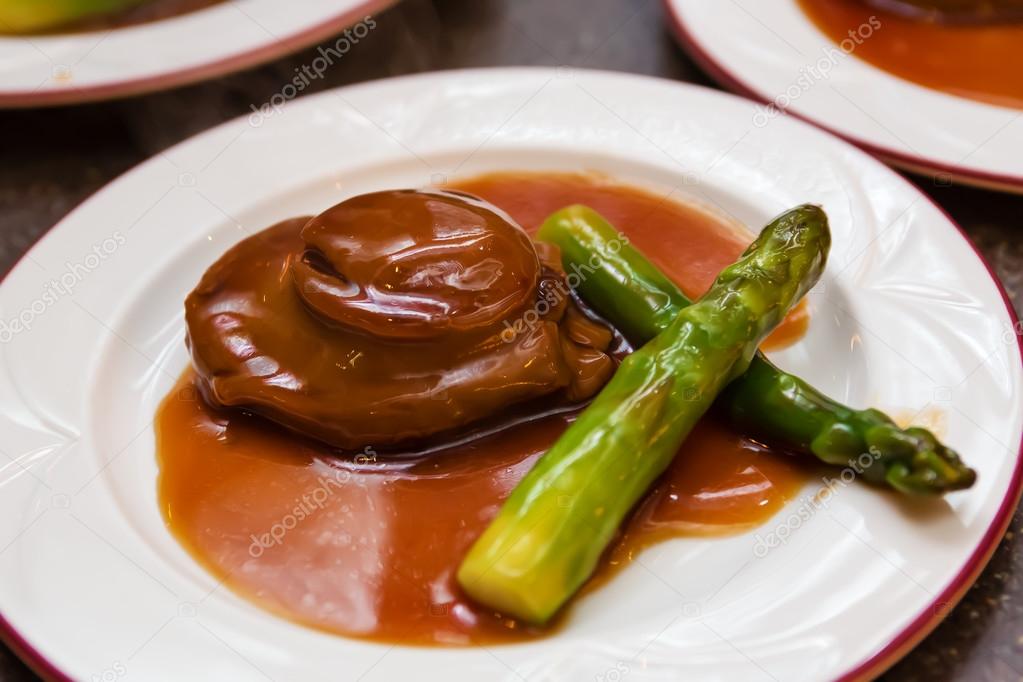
[0, 0, 396, 108]
[662, 0, 1023, 194]
[1, 72, 1021, 681]
[662, 6, 1023, 671]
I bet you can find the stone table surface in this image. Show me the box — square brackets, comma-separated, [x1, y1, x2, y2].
[0, 0, 1020, 680]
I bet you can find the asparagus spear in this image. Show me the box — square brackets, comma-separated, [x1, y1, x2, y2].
[458, 205, 829, 624]
[0, 0, 146, 33]
[537, 205, 976, 495]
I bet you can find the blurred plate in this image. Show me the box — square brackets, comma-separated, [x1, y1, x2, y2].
[664, 0, 1023, 193]
[0, 0, 394, 107]
[0, 68, 1020, 681]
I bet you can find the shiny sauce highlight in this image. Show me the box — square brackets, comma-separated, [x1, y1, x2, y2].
[157, 172, 813, 645]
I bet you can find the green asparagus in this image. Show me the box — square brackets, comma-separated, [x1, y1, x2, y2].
[536, 205, 976, 495]
[0, 0, 147, 33]
[457, 205, 829, 624]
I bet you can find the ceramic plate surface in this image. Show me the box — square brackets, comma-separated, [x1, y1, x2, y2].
[0, 0, 393, 106]
[0, 68, 1020, 682]
[664, 0, 1023, 193]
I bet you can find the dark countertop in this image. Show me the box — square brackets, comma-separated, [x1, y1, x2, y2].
[1, 0, 1020, 679]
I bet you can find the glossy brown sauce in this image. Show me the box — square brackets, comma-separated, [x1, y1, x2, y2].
[799, 0, 1023, 109]
[157, 172, 814, 645]
[184, 190, 615, 450]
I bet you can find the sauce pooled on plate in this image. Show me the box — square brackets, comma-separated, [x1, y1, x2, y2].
[158, 172, 814, 645]
[800, 0, 1023, 109]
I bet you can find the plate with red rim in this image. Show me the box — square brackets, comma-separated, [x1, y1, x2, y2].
[663, 0, 1023, 194]
[0, 67, 1021, 681]
[0, 0, 394, 107]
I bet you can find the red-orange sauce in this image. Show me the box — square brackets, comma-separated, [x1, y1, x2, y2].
[157, 172, 814, 645]
[799, 0, 1023, 109]
[763, 299, 811, 351]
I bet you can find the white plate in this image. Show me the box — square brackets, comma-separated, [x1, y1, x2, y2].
[0, 68, 1020, 682]
[663, 0, 1023, 193]
[0, 0, 393, 107]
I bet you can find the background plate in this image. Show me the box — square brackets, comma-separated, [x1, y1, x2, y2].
[0, 0, 394, 107]
[664, 0, 1023, 193]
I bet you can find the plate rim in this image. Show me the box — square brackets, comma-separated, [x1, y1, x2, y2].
[0, 0, 396, 108]
[828, 190, 1023, 682]
[661, 0, 1023, 195]
[0, 65, 1021, 682]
